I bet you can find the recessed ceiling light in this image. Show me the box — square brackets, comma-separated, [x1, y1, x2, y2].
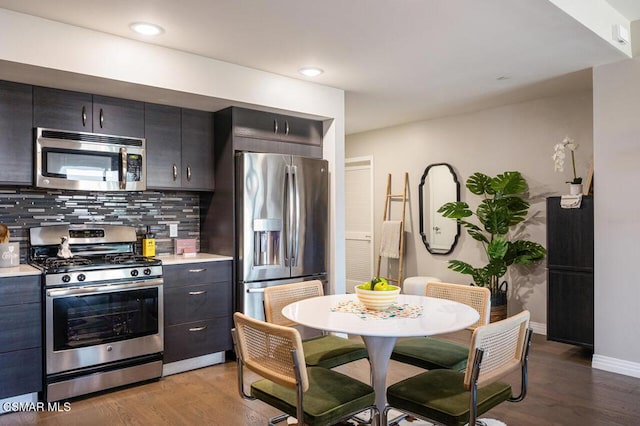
[299, 67, 324, 77]
[130, 22, 164, 36]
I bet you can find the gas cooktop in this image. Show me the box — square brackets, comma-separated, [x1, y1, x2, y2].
[29, 224, 163, 286]
[31, 253, 161, 274]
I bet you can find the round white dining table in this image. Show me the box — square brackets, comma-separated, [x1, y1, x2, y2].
[281, 293, 480, 413]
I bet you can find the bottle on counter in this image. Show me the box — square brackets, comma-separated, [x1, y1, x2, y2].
[142, 227, 156, 257]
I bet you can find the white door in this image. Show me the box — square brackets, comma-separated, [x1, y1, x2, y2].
[345, 156, 374, 293]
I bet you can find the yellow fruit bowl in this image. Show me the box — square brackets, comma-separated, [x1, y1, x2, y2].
[355, 285, 401, 311]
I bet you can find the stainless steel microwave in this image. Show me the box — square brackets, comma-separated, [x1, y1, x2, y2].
[35, 128, 146, 192]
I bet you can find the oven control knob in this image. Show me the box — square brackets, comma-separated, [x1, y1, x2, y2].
[143, 268, 152, 276]
[62, 275, 71, 283]
[77, 274, 86, 282]
[131, 269, 139, 277]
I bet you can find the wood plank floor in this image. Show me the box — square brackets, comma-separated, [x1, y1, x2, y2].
[2, 333, 640, 425]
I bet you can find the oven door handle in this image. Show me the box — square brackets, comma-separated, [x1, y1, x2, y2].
[46, 278, 163, 297]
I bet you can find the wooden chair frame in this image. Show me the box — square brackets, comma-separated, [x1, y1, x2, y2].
[232, 312, 378, 426]
[384, 311, 533, 426]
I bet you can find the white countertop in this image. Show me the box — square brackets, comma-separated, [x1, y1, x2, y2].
[0, 264, 42, 278]
[157, 253, 233, 265]
[0, 254, 232, 277]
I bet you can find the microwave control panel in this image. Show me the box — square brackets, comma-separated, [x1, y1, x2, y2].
[127, 154, 143, 182]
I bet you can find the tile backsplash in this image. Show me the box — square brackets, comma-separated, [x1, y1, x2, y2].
[0, 187, 200, 262]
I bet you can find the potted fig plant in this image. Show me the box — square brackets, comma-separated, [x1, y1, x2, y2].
[438, 171, 546, 322]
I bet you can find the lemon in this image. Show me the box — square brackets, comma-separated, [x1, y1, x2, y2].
[373, 281, 388, 291]
[360, 281, 373, 290]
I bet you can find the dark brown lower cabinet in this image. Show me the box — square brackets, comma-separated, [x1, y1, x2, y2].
[547, 269, 594, 348]
[546, 196, 594, 349]
[0, 275, 42, 399]
[163, 261, 232, 364]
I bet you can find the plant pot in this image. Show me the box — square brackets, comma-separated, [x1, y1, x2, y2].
[569, 183, 583, 195]
[489, 281, 508, 323]
[471, 281, 508, 323]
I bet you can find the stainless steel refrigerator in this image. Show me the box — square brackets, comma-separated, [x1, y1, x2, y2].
[236, 152, 328, 320]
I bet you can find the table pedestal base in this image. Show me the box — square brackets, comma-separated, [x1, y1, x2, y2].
[362, 335, 398, 414]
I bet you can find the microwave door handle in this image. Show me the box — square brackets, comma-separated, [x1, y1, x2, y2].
[119, 148, 127, 190]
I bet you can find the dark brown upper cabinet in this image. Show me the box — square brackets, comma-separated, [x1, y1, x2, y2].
[145, 103, 182, 189]
[34, 86, 144, 138]
[232, 107, 322, 146]
[145, 103, 214, 191]
[181, 108, 215, 191]
[0, 80, 33, 185]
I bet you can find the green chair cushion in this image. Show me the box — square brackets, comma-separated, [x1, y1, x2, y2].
[391, 337, 469, 371]
[251, 366, 375, 426]
[386, 369, 512, 426]
[302, 335, 368, 369]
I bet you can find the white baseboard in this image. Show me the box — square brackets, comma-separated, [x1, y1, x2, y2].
[529, 321, 546, 336]
[162, 352, 225, 376]
[528, 322, 640, 379]
[592, 354, 640, 379]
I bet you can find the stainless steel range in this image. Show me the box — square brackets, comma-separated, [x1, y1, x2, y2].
[29, 224, 163, 402]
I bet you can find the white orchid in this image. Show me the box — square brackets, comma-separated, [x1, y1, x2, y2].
[553, 136, 581, 184]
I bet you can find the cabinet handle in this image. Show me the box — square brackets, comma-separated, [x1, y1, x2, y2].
[81, 105, 87, 127]
[99, 108, 104, 128]
[188, 325, 207, 332]
[186, 165, 192, 181]
[284, 120, 290, 135]
[273, 119, 278, 134]
[188, 290, 206, 295]
[172, 164, 178, 181]
[188, 268, 206, 273]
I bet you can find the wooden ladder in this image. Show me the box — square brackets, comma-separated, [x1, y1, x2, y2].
[375, 172, 408, 287]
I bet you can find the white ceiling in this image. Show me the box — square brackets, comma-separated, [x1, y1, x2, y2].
[0, 0, 636, 134]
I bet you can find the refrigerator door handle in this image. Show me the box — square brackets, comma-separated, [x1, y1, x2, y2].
[291, 165, 300, 266]
[284, 164, 295, 267]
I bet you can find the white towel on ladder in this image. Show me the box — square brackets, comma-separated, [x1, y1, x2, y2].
[379, 220, 402, 259]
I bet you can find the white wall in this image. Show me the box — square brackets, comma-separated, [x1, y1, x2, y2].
[0, 8, 347, 293]
[346, 91, 594, 326]
[592, 57, 640, 375]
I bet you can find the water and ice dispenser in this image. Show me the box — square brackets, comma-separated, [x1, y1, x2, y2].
[253, 218, 281, 266]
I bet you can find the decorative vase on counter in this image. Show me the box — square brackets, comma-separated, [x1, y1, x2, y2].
[0, 242, 20, 268]
[569, 183, 583, 195]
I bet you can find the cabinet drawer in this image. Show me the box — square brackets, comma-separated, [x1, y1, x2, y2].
[0, 276, 41, 306]
[164, 281, 232, 326]
[0, 303, 41, 351]
[0, 347, 42, 399]
[164, 318, 233, 363]
[163, 261, 231, 288]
